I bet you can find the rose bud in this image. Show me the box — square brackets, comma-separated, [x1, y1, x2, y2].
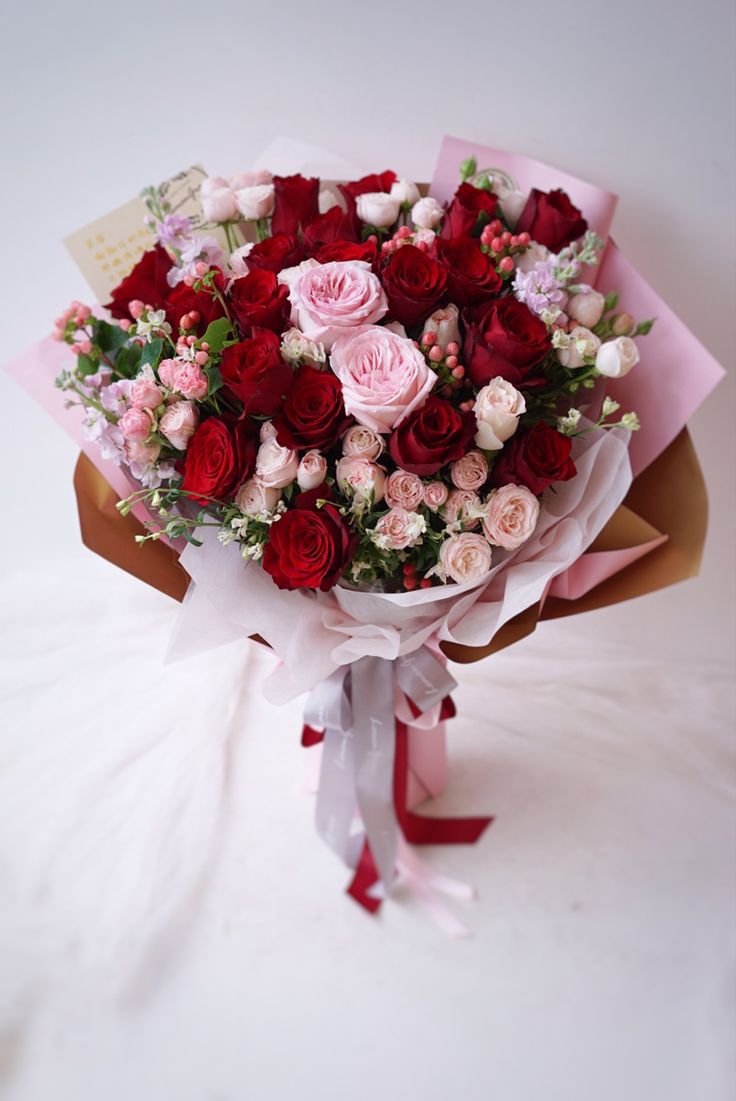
[234, 478, 281, 516]
[422, 304, 461, 349]
[356, 192, 401, 228]
[201, 187, 238, 223]
[595, 336, 640, 378]
[297, 449, 328, 491]
[411, 196, 444, 230]
[235, 184, 275, 220]
[390, 179, 421, 206]
[567, 289, 606, 329]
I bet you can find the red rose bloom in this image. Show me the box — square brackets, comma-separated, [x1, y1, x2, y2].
[463, 296, 551, 388]
[105, 244, 173, 319]
[270, 174, 320, 236]
[381, 245, 448, 329]
[245, 234, 305, 273]
[315, 238, 378, 266]
[273, 364, 351, 451]
[440, 183, 498, 239]
[166, 276, 227, 336]
[180, 415, 257, 504]
[262, 499, 352, 592]
[492, 421, 577, 495]
[516, 188, 588, 252]
[229, 269, 290, 334]
[302, 207, 358, 254]
[436, 237, 503, 306]
[220, 330, 293, 416]
[389, 396, 476, 476]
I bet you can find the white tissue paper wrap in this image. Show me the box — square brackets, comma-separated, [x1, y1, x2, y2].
[167, 427, 632, 702]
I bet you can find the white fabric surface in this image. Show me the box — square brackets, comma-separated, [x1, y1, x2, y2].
[0, 555, 733, 1101]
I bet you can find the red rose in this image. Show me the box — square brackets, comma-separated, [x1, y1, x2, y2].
[220, 330, 293, 416]
[516, 189, 587, 252]
[463, 296, 551, 389]
[315, 238, 378, 265]
[270, 174, 320, 236]
[492, 421, 577, 494]
[273, 364, 351, 451]
[436, 237, 503, 306]
[440, 183, 497, 240]
[180, 415, 257, 504]
[245, 234, 305, 273]
[262, 500, 352, 592]
[229, 269, 290, 334]
[389, 396, 476, 476]
[166, 276, 227, 336]
[381, 245, 448, 329]
[302, 207, 358, 254]
[105, 244, 173, 319]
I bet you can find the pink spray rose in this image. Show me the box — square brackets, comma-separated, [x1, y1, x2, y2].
[442, 488, 482, 529]
[297, 449, 328, 491]
[384, 469, 424, 510]
[342, 424, 384, 459]
[234, 478, 281, 516]
[129, 375, 163, 410]
[371, 508, 426, 550]
[335, 456, 386, 503]
[482, 483, 540, 550]
[423, 481, 449, 511]
[119, 407, 154, 442]
[159, 401, 199, 450]
[158, 359, 209, 401]
[330, 325, 435, 434]
[439, 533, 493, 584]
[450, 449, 489, 491]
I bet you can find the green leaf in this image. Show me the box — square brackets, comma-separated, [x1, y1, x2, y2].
[635, 318, 655, 335]
[475, 174, 493, 191]
[201, 317, 235, 355]
[94, 319, 130, 355]
[76, 353, 98, 377]
[604, 291, 619, 312]
[141, 338, 164, 369]
[207, 366, 223, 396]
[113, 344, 143, 379]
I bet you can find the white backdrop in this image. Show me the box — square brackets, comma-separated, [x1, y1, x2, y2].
[0, 1, 734, 1098]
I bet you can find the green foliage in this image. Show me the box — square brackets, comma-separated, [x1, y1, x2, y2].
[93, 319, 130, 355]
[113, 344, 143, 378]
[75, 353, 98, 378]
[207, 365, 223, 396]
[140, 338, 164, 369]
[201, 317, 235, 355]
[635, 318, 655, 335]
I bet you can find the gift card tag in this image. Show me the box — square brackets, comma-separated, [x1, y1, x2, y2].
[63, 165, 216, 302]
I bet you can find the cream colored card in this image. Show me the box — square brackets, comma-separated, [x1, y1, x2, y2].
[64, 165, 219, 301]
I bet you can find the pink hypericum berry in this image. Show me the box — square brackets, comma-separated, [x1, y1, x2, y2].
[451, 365, 465, 379]
[422, 332, 437, 346]
[499, 256, 515, 273]
[501, 231, 512, 246]
[446, 355, 459, 370]
[419, 578, 433, 589]
[77, 338, 93, 355]
[195, 261, 209, 276]
[416, 240, 429, 251]
[119, 318, 132, 332]
[200, 342, 210, 351]
[186, 334, 196, 346]
[518, 232, 531, 246]
[489, 219, 503, 236]
[194, 350, 209, 366]
[446, 341, 459, 356]
[128, 299, 145, 319]
[460, 400, 474, 411]
[52, 328, 64, 341]
[428, 345, 444, 363]
[491, 237, 503, 253]
[404, 576, 417, 590]
[180, 315, 194, 331]
[480, 225, 494, 247]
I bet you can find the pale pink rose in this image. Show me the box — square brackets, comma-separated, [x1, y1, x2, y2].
[390, 179, 421, 206]
[482, 484, 540, 550]
[412, 228, 437, 249]
[201, 188, 238, 223]
[384, 469, 423, 510]
[330, 325, 435, 434]
[423, 481, 449, 511]
[119, 407, 153, 442]
[255, 437, 299, 489]
[234, 478, 280, 516]
[515, 241, 550, 274]
[297, 449, 328, 491]
[356, 192, 401, 227]
[159, 401, 198, 450]
[372, 508, 426, 550]
[228, 170, 273, 190]
[235, 184, 275, 220]
[341, 424, 384, 459]
[318, 187, 347, 214]
[229, 243, 254, 277]
[595, 336, 640, 378]
[125, 439, 160, 465]
[473, 377, 526, 451]
[260, 420, 278, 442]
[422, 304, 460, 348]
[450, 449, 489, 491]
[169, 361, 209, 401]
[336, 456, 385, 503]
[439, 533, 492, 584]
[442, 489, 482, 529]
[284, 261, 388, 351]
[557, 326, 600, 369]
[129, 377, 163, 410]
[567, 289, 605, 328]
[200, 176, 229, 197]
[411, 196, 444, 229]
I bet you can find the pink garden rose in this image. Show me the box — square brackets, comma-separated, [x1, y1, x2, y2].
[125, 439, 160, 466]
[234, 478, 281, 516]
[330, 325, 435, 434]
[297, 449, 328, 491]
[255, 437, 299, 489]
[335, 456, 386, 503]
[482, 483, 540, 550]
[439, 533, 493, 584]
[342, 424, 384, 460]
[283, 260, 388, 351]
[159, 400, 198, 450]
[450, 449, 489, 491]
[118, 406, 153, 442]
[442, 488, 482, 529]
[371, 508, 426, 550]
[384, 469, 423, 510]
[423, 481, 449, 511]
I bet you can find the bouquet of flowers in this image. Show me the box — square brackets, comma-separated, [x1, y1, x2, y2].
[10, 138, 723, 931]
